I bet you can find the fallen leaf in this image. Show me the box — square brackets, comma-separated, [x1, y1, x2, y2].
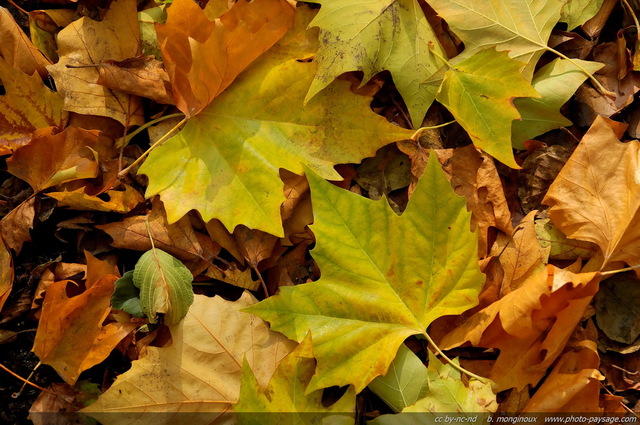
[428, 0, 564, 79]
[32, 254, 136, 385]
[234, 226, 279, 269]
[28, 9, 75, 64]
[436, 48, 539, 168]
[543, 116, 640, 273]
[441, 266, 600, 391]
[535, 218, 598, 260]
[512, 58, 604, 148]
[245, 157, 484, 392]
[133, 247, 194, 325]
[29, 382, 100, 425]
[518, 145, 573, 213]
[204, 265, 260, 291]
[403, 351, 496, 413]
[0, 7, 50, 78]
[436, 145, 514, 258]
[582, 0, 617, 38]
[368, 344, 430, 413]
[306, 0, 447, 126]
[47, 185, 144, 213]
[560, 0, 605, 30]
[140, 6, 413, 235]
[204, 219, 244, 264]
[0, 58, 68, 154]
[523, 340, 603, 412]
[355, 144, 412, 202]
[96, 55, 174, 105]
[46, 0, 144, 125]
[82, 292, 296, 424]
[157, 0, 295, 116]
[96, 198, 218, 269]
[7, 127, 99, 193]
[0, 197, 35, 255]
[234, 333, 355, 422]
[491, 212, 550, 297]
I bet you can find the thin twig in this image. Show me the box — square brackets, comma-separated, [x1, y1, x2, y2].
[0, 362, 51, 395]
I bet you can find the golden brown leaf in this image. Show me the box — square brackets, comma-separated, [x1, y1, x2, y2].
[46, 0, 144, 125]
[436, 146, 514, 258]
[441, 266, 600, 391]
[32, 254, 136, 385]
[157, 0, 295, 116]
[0, 7, 50, 78]
[523, 340, 603, 412]
[204, 218, 244, 263]
[47, 185, 144, 214]
[543, 116, 640, 274]
[7, 127, 100, 193]
[0, 58, 67, 154]
[0, 197, 35, 255]
[96, 55, 174, 105]
[234, 225, 279, 268]
[96, 198, 219, 272]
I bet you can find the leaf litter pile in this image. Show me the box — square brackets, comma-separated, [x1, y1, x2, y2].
[2, 0, 640, 422]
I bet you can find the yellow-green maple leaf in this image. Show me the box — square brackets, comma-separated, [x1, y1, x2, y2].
[436, 48, 539, 168]
[234, 334, 355, 423]
[305, 0, 447, 127]
[244, 157, 485, 393]
[139, 6, 412, 236]
[428, 0, 565, 79]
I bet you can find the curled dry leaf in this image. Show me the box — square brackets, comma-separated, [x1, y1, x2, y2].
[32, 253, 136, 385]
[157, 0, 296, 116]
[543, 116, 640, 275]
[523, 340, 603, 412]
[441, 266, 600, 392]
[0, 196, 35, 255]
[97, 198, 219, 273]
[96, 55, 174, 105]
[82, 292, 296, 425]
[46, 0, 144, 125]
[47, 185, 144, 214]
[436, 145, 513, 258]
[0, 7, 51, 78]
[7, 127, 100, 193]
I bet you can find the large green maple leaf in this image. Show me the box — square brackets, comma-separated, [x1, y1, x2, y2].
[305, 0, 447, 127]
[245, 157, 485, 393]
[428, 0, 564, 79]
[139, 6, 412, 236]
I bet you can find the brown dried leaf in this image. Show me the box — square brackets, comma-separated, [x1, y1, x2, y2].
[7, 127, 100, 193]
[46, 0, 144, 125]
[96, 198, 219, 271]
[0, 236, 13, 312]
[47, 185, 144, 214]
[234, 225, 279, 268]
[0, 197, 35, 255]
[96, 55, 174, 105]
[32, 255, 136, 385]
[441, 266, 600, 391]
[543, 116, 640, 274]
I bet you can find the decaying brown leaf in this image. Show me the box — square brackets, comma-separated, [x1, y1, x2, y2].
[32, 253, 136, 385]
[0, 7, 50, 78]
[441, 266, 600, 391]
[543, 116, 640, 274]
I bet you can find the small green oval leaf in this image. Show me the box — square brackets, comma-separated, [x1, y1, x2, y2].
[133, 249, 194, 325]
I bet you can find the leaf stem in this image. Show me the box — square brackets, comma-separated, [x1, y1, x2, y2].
[428, 42, 452, 68]
[0, 362, 51, 395]
[411, 120, 456, 141]
[421, 331, 489, 383]
[118, 112, 185, 148]
[251, 265, 270, 298]
[118, 115, 187, 178]
[600, 263, 640, 276]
